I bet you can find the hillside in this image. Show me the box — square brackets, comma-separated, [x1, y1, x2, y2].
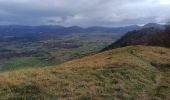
[102, 27, 163, 51]
[102, 24, 170, 51]
[0, 46, 170, 99]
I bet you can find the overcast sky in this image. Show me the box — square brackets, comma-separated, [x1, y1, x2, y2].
[0, 0, 170, 27]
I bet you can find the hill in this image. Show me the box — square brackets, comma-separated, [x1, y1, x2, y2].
[102, 27, 162, 51]
[102, 24, 168, 51]
[0, 45, 169, 99]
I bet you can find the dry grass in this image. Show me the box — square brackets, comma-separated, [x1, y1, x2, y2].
[0, 45, 170, 99]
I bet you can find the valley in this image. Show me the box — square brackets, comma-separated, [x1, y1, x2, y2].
[0, 31, 119, 71]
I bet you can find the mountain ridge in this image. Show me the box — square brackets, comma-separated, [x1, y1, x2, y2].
[102, 23, 168, 51]
[0, 23, 162, 35]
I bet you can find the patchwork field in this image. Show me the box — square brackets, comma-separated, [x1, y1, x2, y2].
[0, 32, 119, 71]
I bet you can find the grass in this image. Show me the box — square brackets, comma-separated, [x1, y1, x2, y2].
[0, 57, 63, 71]
[0, 66, 156, 99]
[0, 45, 169, 99]
[149, 63, 170, 99]
[0, 57, 41, 71]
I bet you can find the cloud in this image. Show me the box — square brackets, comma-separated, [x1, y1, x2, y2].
[0, 0, 169, 26]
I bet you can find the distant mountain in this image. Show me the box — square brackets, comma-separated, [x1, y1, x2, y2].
[0, 25, 140, 35]
[142, 23, 163, 29]
[86, 25, 140, 34]
[0, 23, 163, 42]
[102, 24, 169, 51]
[0, 25, 141, 42]
[0, 23, 162, 36]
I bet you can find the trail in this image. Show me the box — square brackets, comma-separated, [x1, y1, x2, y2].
[128, 48, 162, 100]
[138, 69, 162, 100]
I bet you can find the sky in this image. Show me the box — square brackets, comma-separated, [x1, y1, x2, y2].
[0, 0, 170, 27]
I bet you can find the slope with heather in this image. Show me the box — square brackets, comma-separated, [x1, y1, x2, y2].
[0, 46, 170, 99]
[102, 27, 162, 51]
[102, 24, 170, 51]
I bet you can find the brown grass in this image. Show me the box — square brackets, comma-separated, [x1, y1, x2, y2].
[0, 45, 170, 99]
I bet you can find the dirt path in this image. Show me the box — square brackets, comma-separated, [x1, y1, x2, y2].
[128, 49, 162, 100]
[138, 69, 162, 100]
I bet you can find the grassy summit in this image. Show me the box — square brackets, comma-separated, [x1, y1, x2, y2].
[0, 46, 170, 99]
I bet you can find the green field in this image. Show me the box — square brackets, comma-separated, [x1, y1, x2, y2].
[0, 57, 63, 71]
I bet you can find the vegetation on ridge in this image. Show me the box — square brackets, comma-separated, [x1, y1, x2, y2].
[102, 23, 170, 51]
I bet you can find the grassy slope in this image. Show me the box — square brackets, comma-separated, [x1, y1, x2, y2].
[0, 46, 170, 99]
